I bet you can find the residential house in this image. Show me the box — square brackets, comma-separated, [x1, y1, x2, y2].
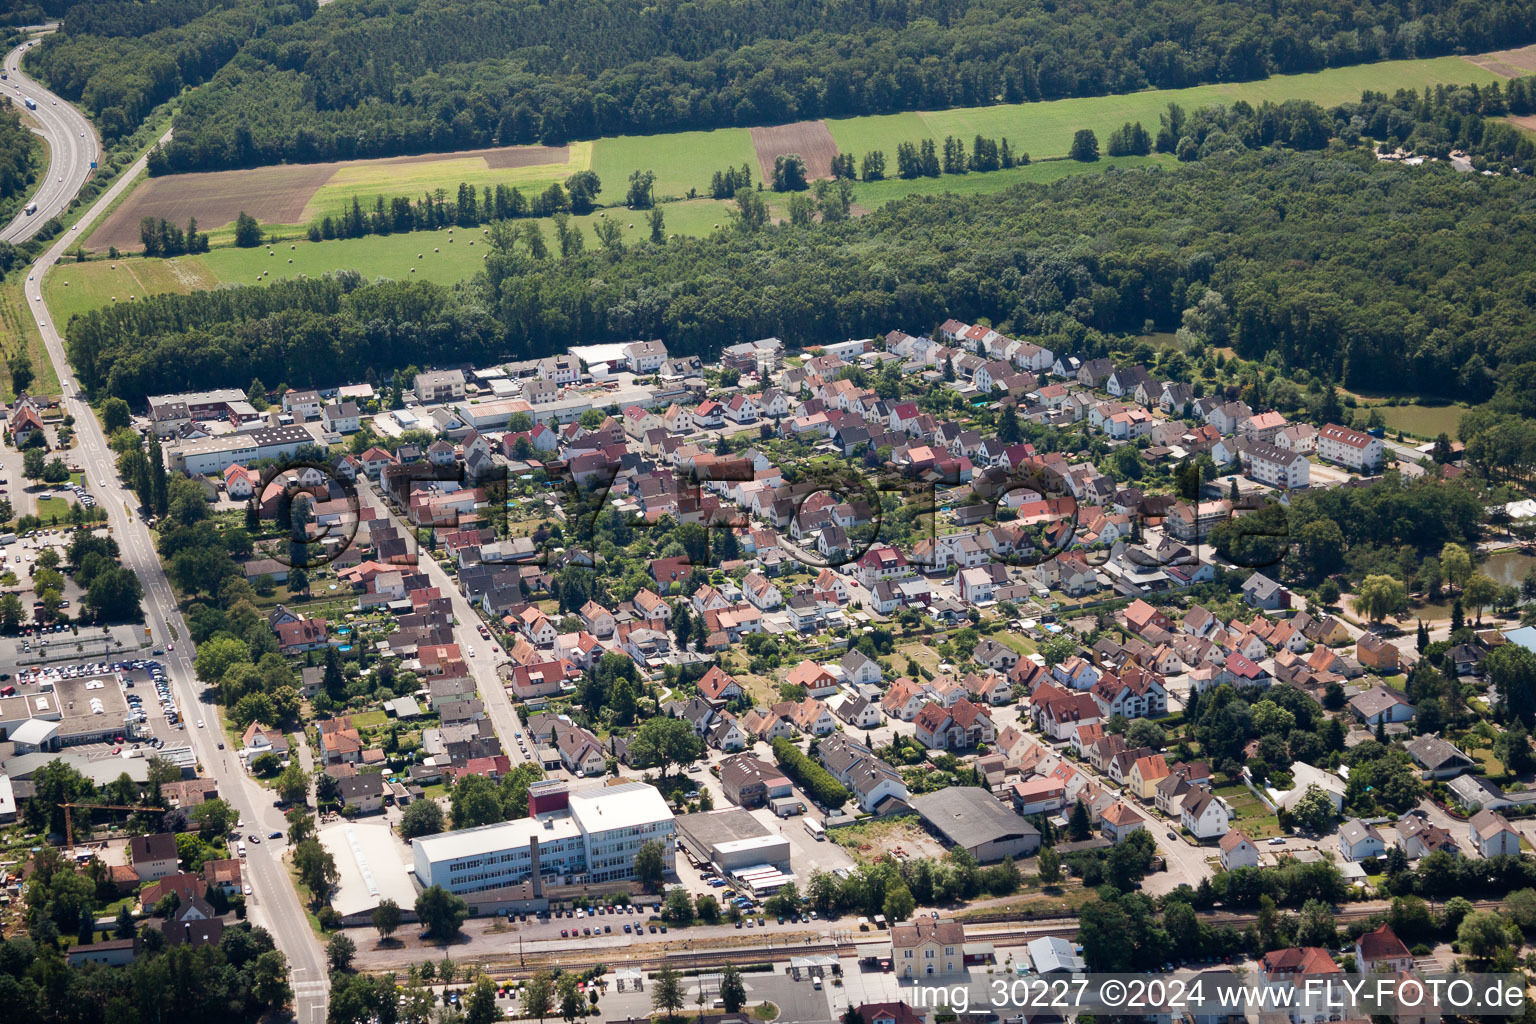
[1469, 808, 1521, 857]
[1338, 818, 1387, 862]
[1180, 790, 1231, 840]
[1219, 830, 1260, 871]
[1354, 924, 1412, 975]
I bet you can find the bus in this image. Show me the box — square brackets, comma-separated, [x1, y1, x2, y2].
[23, 97, 36, 110]
[804, 819, 826, 841]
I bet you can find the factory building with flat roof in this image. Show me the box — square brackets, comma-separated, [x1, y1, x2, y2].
[411, 780, 676, 895]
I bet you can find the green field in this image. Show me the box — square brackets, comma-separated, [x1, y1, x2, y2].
[592, 129, 757, 198]
[1371, 402, 1475, 439]
[46, 197, 750, 321]
[304, 141, 594, 223]
[902, 56, 1499, 160]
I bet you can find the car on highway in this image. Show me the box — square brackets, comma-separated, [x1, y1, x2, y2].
[196, 720, 204, 728]
[243, 885, 252, 896]
[268, 831, 281, 840]
[248, 834, 261, 844]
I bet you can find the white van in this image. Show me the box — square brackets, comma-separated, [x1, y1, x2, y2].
[237, 841, 247, 857]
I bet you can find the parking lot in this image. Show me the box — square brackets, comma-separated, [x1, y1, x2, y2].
[5, 655, 191, 753]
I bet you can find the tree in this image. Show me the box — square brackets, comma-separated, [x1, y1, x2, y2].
[1068, 799, 1092, 840]
[466, 976, 500, 1024]
[662, 885, 693, 923]
[233, 212, 262, 247]
[882, 882, 915, 922]
[1040, 632, 1078, 667]
[1441, 542, 1473, 592]
[1355, 574, 1406, 624]
[635, 839, 667, 892]
[416, 884, 469, 940]
[1069, 129, 1100, 161]
[1037, 846, 1062, 884]
[327, 932, 357, 972]
[449, 773, 506, 829]
[557, 972, 584, 1024]
[626, 169, 656, 209]
[772, 154, 809, 191]
[101, 397, 131, 432]
[23, 447, 45, 480]
[292, 838, 339, 904]
[372, 898, 402, 941]
[720, 965, 746, 1012]
[1458, 909, 1516, 961]
[629, 716, 703, 778]
[1290, 784, 1336, 832]
[275, 760, 310, 805]
[1488, 644, 1536, 727]
[523, 972, 554, 1024]
[399, 798, 446, 839]
[1463, 572, 1499, 623]
[652, 966, 685, 1021]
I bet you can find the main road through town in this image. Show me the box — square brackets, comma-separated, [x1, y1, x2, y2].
[0, 33, 98, 244]
[17, 77, 329, 1024]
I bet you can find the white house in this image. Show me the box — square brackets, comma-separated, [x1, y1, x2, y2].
[1219, 830, 1260, 871]
[1338, 818, 1386, 862]
[1469, 808, 1521, 857]
[1180, 790, 1230, 839]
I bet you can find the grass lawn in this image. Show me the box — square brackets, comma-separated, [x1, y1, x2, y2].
[1214, 783, 1282, 838]
[0, 277, 59, 402]
[592, 129, 757, 200]
[350, 709, 387, 729]
[33, 494, 73, 520]
[1370, 403, 1474, 440]
[989, 631, 1039, 657]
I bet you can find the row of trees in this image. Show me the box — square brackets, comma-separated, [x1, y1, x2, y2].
[303, 171, 614, 244]
[73, 0, 1536, 172]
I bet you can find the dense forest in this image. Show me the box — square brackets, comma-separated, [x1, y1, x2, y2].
[0, 102, 40, 216]
[24, 0, 1530, 173]
[25, 0, 316, 139]
[66, 148, 1536, 404]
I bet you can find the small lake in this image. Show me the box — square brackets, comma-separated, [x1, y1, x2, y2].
[1410, 548, 1536, 620]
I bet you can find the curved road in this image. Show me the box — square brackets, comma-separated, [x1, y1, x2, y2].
[1, 35, 98, 243]
[19, 94, 329, 1024]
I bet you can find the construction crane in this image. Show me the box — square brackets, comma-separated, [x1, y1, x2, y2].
[58, 802, 165, 854]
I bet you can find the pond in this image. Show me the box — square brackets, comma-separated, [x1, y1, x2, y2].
[1409, 549, 1536, 620]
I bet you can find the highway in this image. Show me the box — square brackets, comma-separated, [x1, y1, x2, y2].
[1, 34, 98, 244]
[19, 91, 328, 1024]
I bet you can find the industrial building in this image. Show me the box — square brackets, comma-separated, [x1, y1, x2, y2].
[411, 780, 675, 895]
[910, 787, 1041, 862]
[166, 424, 318, 476]
[675, 807, 793, 882]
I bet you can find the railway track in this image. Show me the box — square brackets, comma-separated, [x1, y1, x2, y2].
[448, 898, 1507, 981]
